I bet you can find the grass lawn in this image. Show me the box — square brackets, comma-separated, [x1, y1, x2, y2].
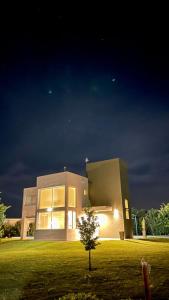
[0, 239, 169, 300]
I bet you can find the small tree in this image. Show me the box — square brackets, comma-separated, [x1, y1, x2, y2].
[0, 201, 10, 238]
[77, 208, 100, 271]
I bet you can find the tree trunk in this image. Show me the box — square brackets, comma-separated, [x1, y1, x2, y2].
[141, 259, 151, 300]
[89, 250, 92, 271]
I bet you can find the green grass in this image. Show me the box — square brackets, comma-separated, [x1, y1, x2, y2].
[0, 239, 169, 300]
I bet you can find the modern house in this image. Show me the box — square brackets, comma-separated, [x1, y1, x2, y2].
[21, 158, 133, 240]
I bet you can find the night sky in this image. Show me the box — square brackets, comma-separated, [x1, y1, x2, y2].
[0, 6, 169, 217]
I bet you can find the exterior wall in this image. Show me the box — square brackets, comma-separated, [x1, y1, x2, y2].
[34, 229, 67, 240]
[86, 158, 133, 239]
[67, 229, 80, 241]
[119, 160, 133, 238]
[86, 158, 122, 207]
[35, 171, 88, 241]
[95, 211, 124, 239]
[21, 187, 37, 239]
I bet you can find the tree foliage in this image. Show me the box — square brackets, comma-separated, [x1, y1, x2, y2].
[132, 203, 169, 236]
[77, 208, 100, 271]
[158, 203, 169, 234]
[131, 208, 147, 235]
[27, 222, 35, 236]
[145, 208, 160, 235]
[0, 202, 10, 237]
[2, 221, 21, 238]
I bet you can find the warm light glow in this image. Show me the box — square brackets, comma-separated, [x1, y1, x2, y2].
[53, 186, 65, 207]
[84, 189, 87, 196]
[47, 207, 53, 212]
[68, 211, 76, 229]
[39, 186, 65, 209]
[125, 199, 129, 209]
[37, 211, 65, 229]
[97, 214, 107, 227]
[52, 211, 65, 229]
[126, 209, 130, 219]
[68, 187, 76, 207]
[37, 212, 51, 229]
[113, 208, 119, 220]
[39, 188, 52, 209]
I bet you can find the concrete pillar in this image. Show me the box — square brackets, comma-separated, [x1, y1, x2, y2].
[20, 218, 27, 239]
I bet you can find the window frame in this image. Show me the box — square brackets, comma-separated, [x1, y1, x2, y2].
[37, 210, 65, 230]
[68, 186, 76, 208]
[68, 210, 76, 229]
[38, 185, 65, 209]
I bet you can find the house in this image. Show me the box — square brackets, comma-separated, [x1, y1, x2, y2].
[21, 158, 133, 240]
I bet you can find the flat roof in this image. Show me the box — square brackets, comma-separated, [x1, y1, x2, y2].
[37, 171, 87, 180]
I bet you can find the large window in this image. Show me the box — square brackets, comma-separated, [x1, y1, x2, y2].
[39, 188, 52, 209]
[52, 211, 65, 229]
[53, 187, 65, 207]
[125, 199, 129, 209]
[39, 186, 65, 209]
[37, 211, 65, 229]
[68, 187, 76, 207]
[68, 211, 76, 229]
[37, 212, 51, 229]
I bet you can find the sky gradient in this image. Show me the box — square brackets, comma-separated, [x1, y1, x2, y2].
[0, 7, 169, 217]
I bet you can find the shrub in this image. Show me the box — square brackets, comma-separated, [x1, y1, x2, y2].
[27, 222, 35, 236]
[2, 221, 21, 237]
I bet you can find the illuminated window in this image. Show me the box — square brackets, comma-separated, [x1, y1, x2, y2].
[37, 212, 51, 229]
[39, 186, 65, 209]
[37, 211, 65, 229]
[68, 211, 76, 229]
[124, 199, 130, 219]
[53, 186, 65, 207]
[68, 187, 76, 207]
[52, 211, 65, 229]
[39, 188, 52, 209]
[126, 209, 130, 219]
[84, 189, 87, 196]
[125, 199, 129, 209]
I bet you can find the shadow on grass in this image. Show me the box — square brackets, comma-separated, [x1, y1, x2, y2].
[20, 271, 64, 300]
[125, 240, 150, 245]
[140, 238, 169, 243]
[20, 268, 143, 300]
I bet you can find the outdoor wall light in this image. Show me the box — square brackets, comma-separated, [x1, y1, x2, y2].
[113, 208, 119, 220]
[47, 207, 53, 212]
[97, 214, 107, 227]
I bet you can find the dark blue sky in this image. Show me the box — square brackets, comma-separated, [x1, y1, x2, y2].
[0, 6, 169, 217]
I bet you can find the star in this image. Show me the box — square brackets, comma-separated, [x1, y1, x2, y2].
[112, 78, 116, 83]
[48, 90, 52, 95]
